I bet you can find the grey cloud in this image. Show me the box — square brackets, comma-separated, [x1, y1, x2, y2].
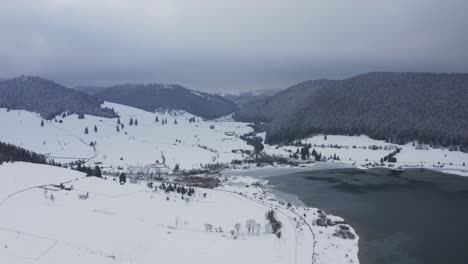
[1, 0, 467, 91]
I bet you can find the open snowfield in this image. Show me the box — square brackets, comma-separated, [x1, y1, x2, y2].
[0, 102, 252, 171]
[261, 134, 468, 176]
[0, 162, 358, 264]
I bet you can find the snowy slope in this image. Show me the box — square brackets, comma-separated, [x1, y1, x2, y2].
[0, 102, 253, 171]
[0, 162, 358, 264]
[1, 103, 467, 176]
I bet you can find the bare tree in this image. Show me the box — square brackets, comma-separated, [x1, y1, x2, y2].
[255, 223, 261, 235]
[205, 224, 213, 232]
[245, 219, 257, 234]
[234, 223, 242, 234]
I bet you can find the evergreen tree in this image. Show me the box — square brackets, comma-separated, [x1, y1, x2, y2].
[155, 116, 159, 122]
[116, 125, 120, 132]
[94, 166, 102, 178]
[174, 119, 177, 125]
[119, 173, 127, 184]
[117, 118, 121, 124]
[40, 120, 44, 127]
[84, 127, 89, 134]
[94, 125, 98, 132]
[134, 119, 138, 126]
[129, 118, 134, 126]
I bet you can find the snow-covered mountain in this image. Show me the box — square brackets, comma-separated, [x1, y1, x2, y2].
[90, 83, 238, 119]
[0, 76, 117, 120]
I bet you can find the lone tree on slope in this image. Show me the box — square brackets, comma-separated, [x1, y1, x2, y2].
[119, 173, 126, 185]
[94, 125, 98, 132]
[84, 127, 89, 134]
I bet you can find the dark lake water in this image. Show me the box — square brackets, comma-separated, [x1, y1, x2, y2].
[228, 167, 468, 264]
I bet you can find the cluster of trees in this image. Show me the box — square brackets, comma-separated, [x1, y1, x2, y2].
[188, 117, 196, 123]
[265, 210, 282, 238]
[116, 119, 125, 132]
[160, 183, 196, 196]
[154, 116, 172, 125]
[287, 145, 340, 162]
[333, 225, 356, 240]
[84, 125, 99, 134]
[129, 118, 138, 126]
[0, 141, 48, 165]
[381, 148, 401, 163]
[315, 210, 338, 227]
[0, 141, 105, 178]
[240, 133, 264, 159]
[75, 163, 102, 177]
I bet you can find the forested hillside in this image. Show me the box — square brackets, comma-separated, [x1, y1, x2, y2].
[0, 76, 118, 119]
[95, 83, 238, 119]
[0, 141, 48, 164]
[249, 72, 468, 150]
[233, 80, 334, 123]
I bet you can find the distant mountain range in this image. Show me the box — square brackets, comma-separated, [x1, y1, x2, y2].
[73, 85, 107, 96]
[0, 76, 118, 119]
[223, 89, 279, 108]
[89, 83, 238, 119]
[235, 72, 468, 150]
[0, 76, 237, 120]
[233, 80, 333, 123]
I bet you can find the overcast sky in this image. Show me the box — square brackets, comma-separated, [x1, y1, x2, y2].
[1, 0, 467, 91]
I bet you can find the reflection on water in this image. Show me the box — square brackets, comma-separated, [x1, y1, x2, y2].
[232, 167, 468, 264]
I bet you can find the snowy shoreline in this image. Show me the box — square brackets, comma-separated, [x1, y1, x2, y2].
[221, 170, 360, 264]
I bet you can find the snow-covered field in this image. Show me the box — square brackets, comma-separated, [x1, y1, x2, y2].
[0, 162, 358, 264]
[0, 102, 252, 171]
[262, 134, 468, 176]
